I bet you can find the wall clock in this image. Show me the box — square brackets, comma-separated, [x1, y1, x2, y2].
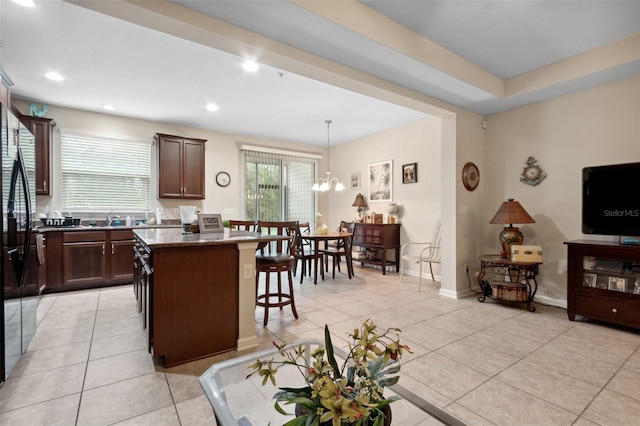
[215, 171, 231, 187]
[462, 162, 480, 191]
[520, 157, 547, 186]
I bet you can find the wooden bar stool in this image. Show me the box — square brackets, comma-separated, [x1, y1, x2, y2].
[255, 221, 299, 326]
[229, 220, 257, 231]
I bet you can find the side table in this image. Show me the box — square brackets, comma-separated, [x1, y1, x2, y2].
[477, 255, 541, 312]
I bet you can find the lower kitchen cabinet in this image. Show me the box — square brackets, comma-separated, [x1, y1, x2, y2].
[45, 229, 134, 292]
[62, 231, 108, 287]
[109, 230, 135, 283]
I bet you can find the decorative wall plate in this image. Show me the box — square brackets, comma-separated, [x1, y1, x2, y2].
[462, 162, 480, 191]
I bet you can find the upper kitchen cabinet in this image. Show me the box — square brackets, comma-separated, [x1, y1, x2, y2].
[14, 110, 56, 195]
[155, 133, 206, 199]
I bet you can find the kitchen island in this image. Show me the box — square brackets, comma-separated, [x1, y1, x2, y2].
[133, 228, 281, 367]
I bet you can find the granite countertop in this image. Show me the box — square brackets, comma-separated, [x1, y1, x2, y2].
[36, 224, 182, 233]
[133, 227, 286, 249]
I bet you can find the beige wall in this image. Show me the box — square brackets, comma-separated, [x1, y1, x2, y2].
[454, 109, 487, 296]
[13, 100, 326, 221]
[328, 117, 442, 278]
[483, 75, 640, 306]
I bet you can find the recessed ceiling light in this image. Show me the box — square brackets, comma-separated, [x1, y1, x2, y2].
[102, 104, 115, 111]
[11, 0, 35, 7]
[206, 104, 219, 112]
[242, 61, 259, 72]
[45, 71, 64, 81]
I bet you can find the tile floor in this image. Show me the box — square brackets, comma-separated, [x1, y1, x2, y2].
[1, 264, 640, 425]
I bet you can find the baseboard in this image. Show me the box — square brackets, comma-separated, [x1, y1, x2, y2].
[533, 294, 567, 309]
[236, 335, 259, 352]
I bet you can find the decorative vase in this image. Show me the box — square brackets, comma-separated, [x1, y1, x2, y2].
[294, 404, 392, 425]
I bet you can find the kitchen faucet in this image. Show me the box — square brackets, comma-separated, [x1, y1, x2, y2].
[106, 211, 120, 226]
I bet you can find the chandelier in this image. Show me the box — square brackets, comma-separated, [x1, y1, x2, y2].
[312, 120, 345, 192]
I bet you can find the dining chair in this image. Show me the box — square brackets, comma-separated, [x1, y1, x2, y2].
[255, 221, 299, 326]
[400, 220, 441, 291]
[319, 221, 355, 279]
[293, 222, 324, 284]
[229, 220, 257, 231]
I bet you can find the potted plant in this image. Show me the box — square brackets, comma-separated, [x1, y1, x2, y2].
[247, 319, 411, 426]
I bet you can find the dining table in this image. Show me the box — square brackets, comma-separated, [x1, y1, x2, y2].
[302, 231, 354, 283]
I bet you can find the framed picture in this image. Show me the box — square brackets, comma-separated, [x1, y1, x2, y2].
[350, 172, 360, 190]
[368, 160, 392, 202]
[583, 273, 597, 287]
[198, 213, 224, 233]
[595, 275, 609, 289]
[608, 276, 626, 292]
[402, 163, 417, 183]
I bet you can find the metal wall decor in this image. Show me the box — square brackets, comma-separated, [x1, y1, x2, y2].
[520, 157, 547, 186]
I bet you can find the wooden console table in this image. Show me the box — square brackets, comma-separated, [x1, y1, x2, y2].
[352, 223, 401, 275]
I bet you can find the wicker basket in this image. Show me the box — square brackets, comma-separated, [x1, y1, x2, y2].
[491, 281, 528, 302]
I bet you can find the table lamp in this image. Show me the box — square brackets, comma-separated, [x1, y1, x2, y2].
[489, 199, 535, 258]
[352, 193, 368, 218]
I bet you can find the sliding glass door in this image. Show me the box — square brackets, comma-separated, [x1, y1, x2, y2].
[242, 150, 315, 224]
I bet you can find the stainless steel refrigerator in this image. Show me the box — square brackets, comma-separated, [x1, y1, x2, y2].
[1, 104, 38, 382]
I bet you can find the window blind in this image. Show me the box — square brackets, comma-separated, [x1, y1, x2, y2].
[241, 148, 316, 223]
[61, 129, 151, 211]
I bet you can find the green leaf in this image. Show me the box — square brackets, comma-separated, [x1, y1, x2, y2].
[283, 415, 314, 426]
[324, 324, 340, 377]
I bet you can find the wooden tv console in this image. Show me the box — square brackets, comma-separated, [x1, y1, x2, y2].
[565, 240, 640, 330]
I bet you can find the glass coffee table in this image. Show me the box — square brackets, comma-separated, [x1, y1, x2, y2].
[199, 339, 464, 426]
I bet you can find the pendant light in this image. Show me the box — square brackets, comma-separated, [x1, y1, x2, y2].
[312, 120, 345, 192]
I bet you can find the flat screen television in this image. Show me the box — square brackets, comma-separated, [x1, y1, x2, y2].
[582, 162, 640, 236]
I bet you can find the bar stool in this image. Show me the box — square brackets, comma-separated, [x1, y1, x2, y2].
[255, 221, 299, 326]
[229, 220, 257, 231]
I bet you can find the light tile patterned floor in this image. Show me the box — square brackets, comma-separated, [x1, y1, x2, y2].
[1, 264, 639, 425]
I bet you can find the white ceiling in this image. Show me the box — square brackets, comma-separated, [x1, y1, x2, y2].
[1, 0, 638, 146]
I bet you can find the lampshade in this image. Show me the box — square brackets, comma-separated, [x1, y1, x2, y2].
[489, 199, 535, 259]
[352, 193, 368, 208]
[489, 199, 535, 226]
[352, 193, 368, 218]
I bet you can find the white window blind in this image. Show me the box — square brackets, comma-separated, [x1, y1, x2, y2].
[61, 129, 151, 211]
[241, 148, 316, 223]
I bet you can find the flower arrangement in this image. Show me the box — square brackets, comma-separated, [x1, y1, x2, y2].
[247, 319, 411, 426]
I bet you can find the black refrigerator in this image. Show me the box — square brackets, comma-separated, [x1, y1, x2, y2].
[1, 104, 38, 382]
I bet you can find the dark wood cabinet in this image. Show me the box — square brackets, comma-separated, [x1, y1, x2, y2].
[46, 229, 134, 292]
[62, 231, 108, 287]
[155, 133, 206, 199]
[109, 229, 135, 283]
[566, 240, 640, 330]
[18, 115, 56, 195]
[352, 223, 401, 274]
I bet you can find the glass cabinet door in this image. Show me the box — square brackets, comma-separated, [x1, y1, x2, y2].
[582, 255, 640, 294]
